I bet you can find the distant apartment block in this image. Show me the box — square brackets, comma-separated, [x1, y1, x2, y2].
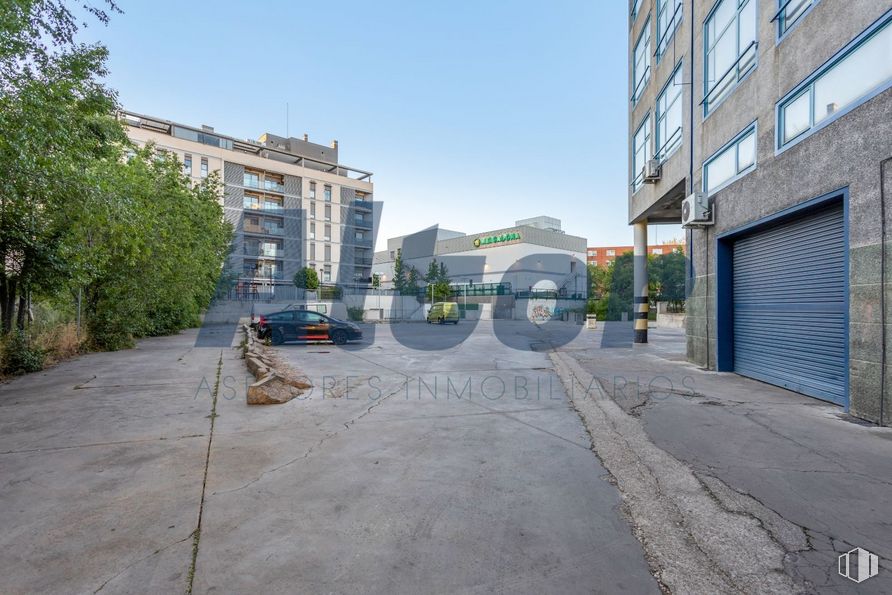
[587, 242, 685, 268]
[122, 111, 376, 293]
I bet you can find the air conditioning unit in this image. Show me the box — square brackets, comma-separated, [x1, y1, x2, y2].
[681, 192, 713, 227]
[643, 159, 662, 183]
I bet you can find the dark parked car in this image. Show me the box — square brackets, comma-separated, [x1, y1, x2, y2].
[256, 309, 362, 346]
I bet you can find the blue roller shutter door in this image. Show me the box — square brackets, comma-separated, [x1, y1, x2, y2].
[732, 203, 847, 405]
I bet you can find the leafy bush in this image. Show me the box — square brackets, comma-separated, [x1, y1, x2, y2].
[294, 267, 320, 290]
[346, 306, 364, 321]
[1, 331, 45, 375]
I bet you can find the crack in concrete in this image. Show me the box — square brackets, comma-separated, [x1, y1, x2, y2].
[0, 434, 207, 456]
[185, 351, 223, 594]
[550, 350, 801, 594]
[92, 533, 193, 593]
[215, 380, 409, 497]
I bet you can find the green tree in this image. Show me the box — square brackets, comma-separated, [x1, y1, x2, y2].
[371, 273, 381, 290]
[293, 266, 320, 290]
[404, 266, 419, 296]
[424, 258, 439, 285]
[392, 248, 406, 294]
[437, 261, 449, 284]
[652, 249, 686, 310]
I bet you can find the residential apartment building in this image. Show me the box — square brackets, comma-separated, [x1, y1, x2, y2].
[587, 242, 685, 268]
[628, 0, 892, 424]
[122, 112, 376, 294]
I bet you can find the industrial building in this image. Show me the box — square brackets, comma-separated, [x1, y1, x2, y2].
[373, 216, 587, 298]
[122, 111, 376, 296]
[627, 0, 892, 424]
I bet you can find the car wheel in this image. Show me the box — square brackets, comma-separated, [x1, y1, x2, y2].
[270, 328, 284, 346]
[331, 329, 348, 345]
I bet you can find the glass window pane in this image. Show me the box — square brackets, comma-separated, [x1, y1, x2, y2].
[783, 91, 811, 143]
[738, 0, 756, 51]
[737, 131, 756, 171]
[706, 147, 736, 193]
[710, 0, 735, 46]
[782, 0, 812, 33]
[813, 23, 892, 126]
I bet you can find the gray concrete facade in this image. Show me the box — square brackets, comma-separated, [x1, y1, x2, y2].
[628, 0, 892, 424]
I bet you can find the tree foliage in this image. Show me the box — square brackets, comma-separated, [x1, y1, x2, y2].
[294, 266, 320, 290]
[0, 1, 232, 359]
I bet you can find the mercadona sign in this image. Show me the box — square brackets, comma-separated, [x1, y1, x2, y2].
[473, 231, 521, 248]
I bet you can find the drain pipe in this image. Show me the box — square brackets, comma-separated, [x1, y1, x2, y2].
[880, 157, 891, 427]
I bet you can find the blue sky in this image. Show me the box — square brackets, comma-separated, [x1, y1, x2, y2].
[80, 0, 681, 249]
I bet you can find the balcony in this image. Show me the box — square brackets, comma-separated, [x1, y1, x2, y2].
[244, 246, 283, 258]
[244, 223, 285, 236]
[353, 217, 373, 229]
[243, 201, 284, 214]
[355, 257, 373, 266]
[353, 199, 373, 211]
[262, 180, 285, 194]
[352, 238, 373, 248]
[244, 270, 284, 280]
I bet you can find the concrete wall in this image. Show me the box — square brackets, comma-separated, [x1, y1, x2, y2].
[682, 0, 892, 423]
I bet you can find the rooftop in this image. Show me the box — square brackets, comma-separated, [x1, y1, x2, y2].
[120, 110, 373, 181]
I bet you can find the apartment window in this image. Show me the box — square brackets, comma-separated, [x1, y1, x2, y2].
[324, 224, 331, 241]
[324, 244, 332, 262]
[356, 231, 365, 240]
[309, 181, 316, 199]
[243, 171, 259, 188]
[631, 0, 644, 23]
[607, 249, 616, 256]
[310, 202, 316, 219]
[703, 123, 757, 194]
[777, 14, 892, 150]
[655, 63, 683, 160]
[200, 157, 208, 178]
[632, 17, 651, 104]
[324, 204, 332, 221]
[775, 0, 818, 38]
[323, 265, 331, 283]
[324, 185, 332, 202]
[309, 222, 316, 240]
[704, 0, 757, 115]
[183, 154, 192, 176]
[631, 114, 651, 192]
[589, 250, 597, 256]
[656, 0, 682, 60]
[652, 248, 664, 255]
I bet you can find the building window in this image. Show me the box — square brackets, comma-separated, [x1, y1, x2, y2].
[652, 248, 663, 255]
[309, 222, 315, 240]
[324, 244, 331, 262]
[324, 224, 331, 241]
[200, 157, 208, 178]
[309, 181, 316, 199]
[309, 243, 316, 261]
[324, 204, 331, 221]
[632, 17, 651, 104]
[656, 0, 682, 60]
[703, 123, 757, 194]
[323, 265, 331, 283]
[324, 185, 332, 202]
[606, 249, 616, 256]
[655, 63, 683, 160]
[631, 0, 644, 24]
[704, 0, 757, 115]
[777, 14, 892, 150]
[243, 170, 259, 188]
[310, 202, 316, 219]
[776, 0, 818, 38]
[631, 114, 651, 192]
[183, 154, 192, 176]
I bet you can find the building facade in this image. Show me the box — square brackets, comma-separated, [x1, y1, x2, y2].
[122, 111, 376, 294]
[587, 242, 685, 268]
[373, 219, 587, 298]
[628, 0, 892, 424]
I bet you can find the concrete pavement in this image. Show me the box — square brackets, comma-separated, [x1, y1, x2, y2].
[552, 323, 892, 594]
[0, 322, 659, 594]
